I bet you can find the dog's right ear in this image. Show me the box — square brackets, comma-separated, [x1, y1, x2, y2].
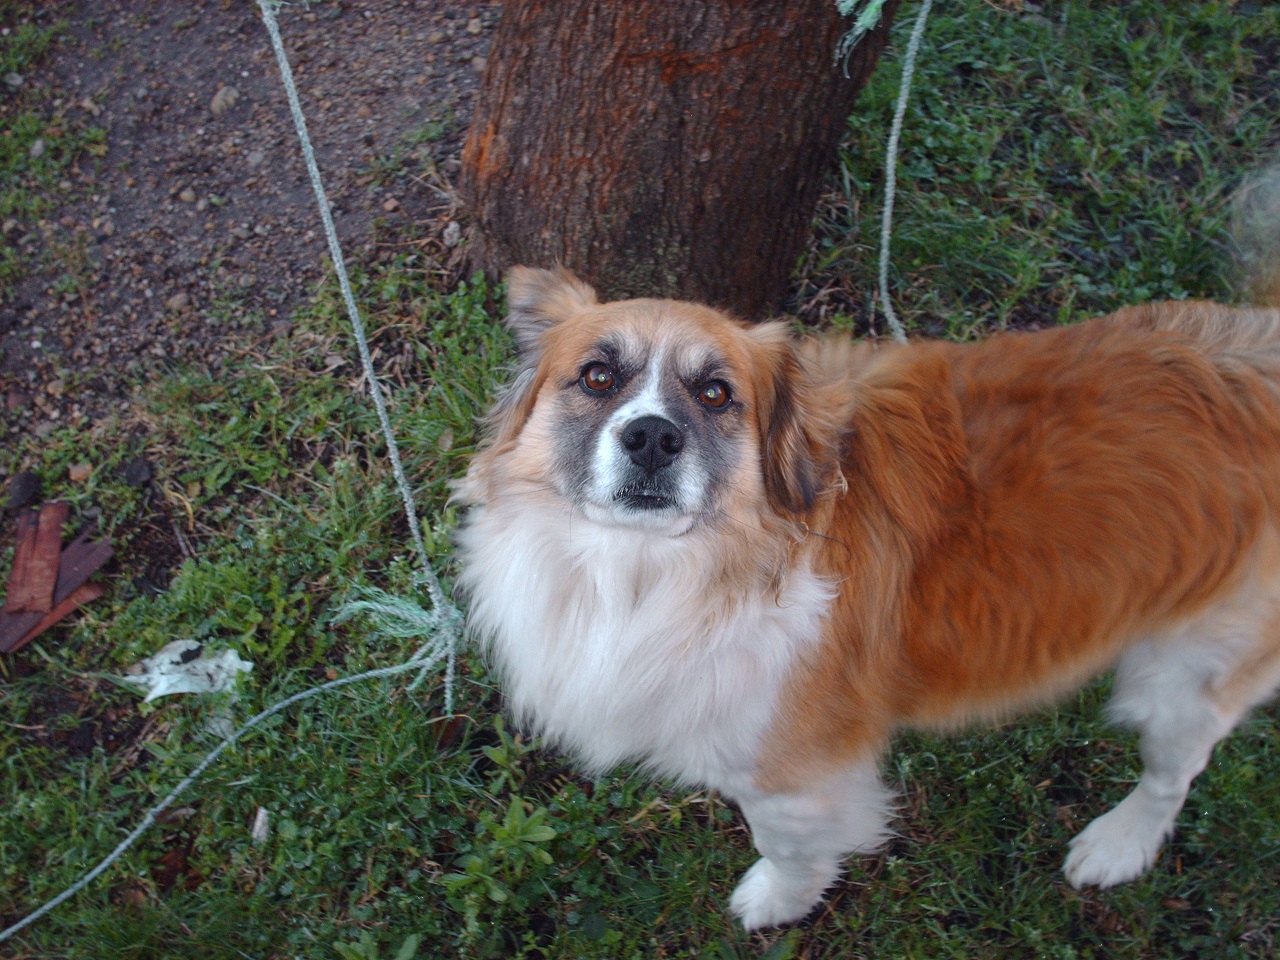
[506, 266, 598, 358]
[457, 268, 599, 503]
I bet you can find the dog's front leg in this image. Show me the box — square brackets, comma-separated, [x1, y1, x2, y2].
[729, 759, 895, 930]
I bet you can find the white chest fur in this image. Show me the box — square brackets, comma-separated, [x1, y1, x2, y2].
[456, 495, 833, 797]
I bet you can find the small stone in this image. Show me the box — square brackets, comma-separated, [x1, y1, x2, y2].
[427, 30, 446, 42]
[466, 17, 482, 34]
[120, 456, 154, 487]
[238, 274, 256, 288]
[442, 221, 461, 248]
[28, 138, 45, 159]
[356, 103, 373, 119]
[210, 85, 240, 116]
[6, 470, 41, 512]
[196, 197, 208, 212]
[231, 225, 252, 240]
[45, 379, 65, 398]
[165, 291, 191, 312]
[68, 462, 93, 483]
[246, 149, 265, 168]
[32, 421, 55, 439]
[437, 428, 454, 453]
[178, 187, 197, 203]
[3, 72, 23, 90]
[382, 197, 399, 212]
[471, 56, 487, 74]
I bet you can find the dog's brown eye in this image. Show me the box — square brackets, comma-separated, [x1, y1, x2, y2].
[581, 363, 615, 393]
[698, 380, 730, 409]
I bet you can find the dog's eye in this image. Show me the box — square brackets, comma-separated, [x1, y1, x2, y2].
[581, 363, 616, 394]
[698, 380, 731, 409]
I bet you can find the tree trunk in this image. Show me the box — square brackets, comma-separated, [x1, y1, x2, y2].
[462, 0, 900, 319]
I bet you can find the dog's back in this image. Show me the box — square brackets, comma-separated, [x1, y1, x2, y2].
[1105, 298, 1280, 381]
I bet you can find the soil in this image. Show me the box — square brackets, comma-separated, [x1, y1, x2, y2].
[1, 0, 495, 454]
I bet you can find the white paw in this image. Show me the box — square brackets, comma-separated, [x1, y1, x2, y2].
[1063, 793, 1175, 889]
[729, 858, 832, 931]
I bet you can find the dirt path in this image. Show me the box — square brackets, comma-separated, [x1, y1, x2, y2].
[2, 0, 493, 448]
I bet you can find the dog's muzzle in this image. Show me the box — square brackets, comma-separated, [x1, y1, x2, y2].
[613, 415, 686, 511]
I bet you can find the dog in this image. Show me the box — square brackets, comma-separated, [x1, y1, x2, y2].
[454, 266, 1280, 930]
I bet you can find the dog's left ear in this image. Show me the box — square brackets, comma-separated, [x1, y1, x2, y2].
[750, 325, 847, 517]
[506, 265, 598, 358]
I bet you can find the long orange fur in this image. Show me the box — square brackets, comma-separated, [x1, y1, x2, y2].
[759, 301, 1280, 789]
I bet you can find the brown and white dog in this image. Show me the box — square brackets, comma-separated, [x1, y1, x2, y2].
[454, 266, 1280, 929]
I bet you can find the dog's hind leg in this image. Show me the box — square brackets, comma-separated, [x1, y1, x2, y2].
[729, 758, 895, 930]
[1063, 592, 1280, 889]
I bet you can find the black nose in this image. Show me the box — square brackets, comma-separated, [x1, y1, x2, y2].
[621, 415, 685, 473]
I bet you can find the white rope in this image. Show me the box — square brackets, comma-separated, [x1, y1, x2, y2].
[877, 0, 935, 344]
[0, 4, 465, 943]
[256, 0, 458, 707]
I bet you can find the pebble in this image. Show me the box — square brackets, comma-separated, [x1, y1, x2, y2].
[178, 187, 197, 203]
[120, 457, 154, 487]
[466, 18, 482, 35]
[471, 56, 487, 74]
[210, 85, 240, 116]
[6, 471, 41, 512]
[165, 291, 191, 312]
[68, 463, 93, 483]
[428, 30, 446, 43]
[3, 72, 22, 90]
[46, 379, 65, 397]
[442, 221, 461, 248]
[28, 138, 45, 159]
[246, 149, 265, 168]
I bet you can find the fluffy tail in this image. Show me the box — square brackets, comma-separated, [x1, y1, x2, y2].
[1232, 164, 1280, 309]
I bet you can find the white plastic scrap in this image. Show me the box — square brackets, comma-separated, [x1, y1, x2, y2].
[121, 640, 253, 703]
[251, 806, 270, 845]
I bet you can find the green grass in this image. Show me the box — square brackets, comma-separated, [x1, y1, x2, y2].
[804, 0, 1280, 336]
[2, 2, 1279, 958]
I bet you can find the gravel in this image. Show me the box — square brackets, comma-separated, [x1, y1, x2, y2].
[0, 0, 496, 462]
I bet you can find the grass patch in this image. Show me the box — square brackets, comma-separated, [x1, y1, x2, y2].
[2, 2, 1279, 958]
[804, 0, 1280, 335]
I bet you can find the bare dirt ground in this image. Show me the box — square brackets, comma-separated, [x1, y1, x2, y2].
[1, 0, 494, 449]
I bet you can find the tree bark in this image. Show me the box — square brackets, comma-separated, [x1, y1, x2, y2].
[462, 0, 900, 319]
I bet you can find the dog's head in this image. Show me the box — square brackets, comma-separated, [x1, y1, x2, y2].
[463, 267, 851, 534]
